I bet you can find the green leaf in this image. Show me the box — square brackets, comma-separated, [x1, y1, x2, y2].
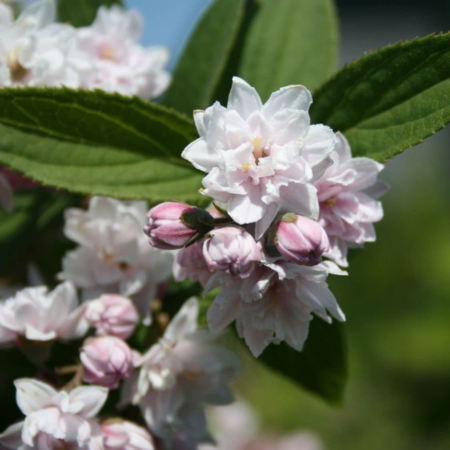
[259, 319, 347, 405]
[0, 190, 73, 275]
[164, 0, 246, 115]
[0, 87, 206, 205]
[58, 0, 124, 27]
[239, 0, 339, 100]
[311, 33, 450, 162]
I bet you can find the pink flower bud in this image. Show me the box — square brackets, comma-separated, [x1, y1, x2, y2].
[86, 294, 138, 340]
[101, 420, 155, 450]
[203, 227, 261, 278]
[275, 214, 329, 266]
[144, 202, 215, 250]
[81, 336, 134, 389]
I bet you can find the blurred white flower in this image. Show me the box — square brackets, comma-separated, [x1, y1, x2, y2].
[59, 197, 174, 324]
[200, 401, 323, 450]
[316, 133, 389, 267]
[76, 5, 171, 99]
[0, 379, 107, 449]
[0, 281, 88, 346]
[182, 77, 336, 238]
[0, 0, 87, 88]
[123, 298, 241, 449]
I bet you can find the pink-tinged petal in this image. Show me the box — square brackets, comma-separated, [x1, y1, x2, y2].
[356, 193, 384, 223]
[363, 179, 390, 199]
[275, 111, 310, 146]
[59, 414, 91, 446]
[262, 84, 313, 119]
[246, 111, 274, 144]
[279, 183, 319, 220]
[302, 125, 337, 181]
[227, 184, 266, 225]
[342, 157, 384, 192]
[223, 110, 253, 148]
[193, 110, 206, 136]
[284, 318, 310, 352]
[14, 379, 56, 415]
[0, 421, 24, 449]
[238, 316, 273, 358]
[58, 304, 89, 340]
[207, 289, 240, 333]
[67, 386, 108, 418]
[0, 174, 13, 213]
[164, 298, 199, 342]
[255, 202, 279, 240]
[334, 132, 352, 163]
[182, 138, 219, 173]
[23, 324, 55, 341]
[227, 77, 263, 120]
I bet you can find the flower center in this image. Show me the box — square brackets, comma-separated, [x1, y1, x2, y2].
[7, 50, 28, 83]
[325, 196, 337, 207]
[99, 45, 116, 60]
[252, 136, 266, 161]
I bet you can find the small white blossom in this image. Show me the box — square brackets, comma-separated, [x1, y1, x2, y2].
[123, 298, 241, 449]
[0, 379, 107, 449]
[76, 5, 171, 99]
[59, 197, 174, 324]
[0, 282, 88, 345]
[0, 0, 86, 88]
[207, 257, 346, 357]
[182, 77, 336, 238]
[316, 133, 389, 266]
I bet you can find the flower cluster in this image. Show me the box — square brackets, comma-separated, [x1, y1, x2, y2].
[0, 0, 170, 97]
[0, 281, 239, 449]
[145, 77, 387, 357]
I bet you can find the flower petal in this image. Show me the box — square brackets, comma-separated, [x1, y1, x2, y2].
[164, 297, 199, 342]
[262, 84, 312, 119]
[182, 138, 219, 173]
[227, 77, 263, 120]
[14, 379, 56, 415]
[67, 385, 108, 418]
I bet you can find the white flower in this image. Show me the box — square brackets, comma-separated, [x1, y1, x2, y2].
[59, 197, 174, 324]
[0, 172, 13, 212]
[207, 257, 346, 357]
[123, 298, 241, 449]
[76, 5, 171, 99]
[316, 133, 389, 266]
[0, 281, 88, 344]
[0, 0, 86, 88]
[0, 379, 108, 449]
[101, 420, 155, 450]
[182, 77, 336, 238]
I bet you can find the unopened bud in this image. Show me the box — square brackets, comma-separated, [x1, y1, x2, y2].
[144, 202, 214, 250]
[203, 227, 261, 278]
[81, 336, 134, 389]
[275, 214, 329, 266]
[101, 420, 155, 450]
[86, 294, 138, 340]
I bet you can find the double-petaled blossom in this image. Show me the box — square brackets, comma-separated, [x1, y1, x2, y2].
[182, 77, 337, 238]
[86, 294, 138, 340]
[76, 5, 171, 99]
[0, 379, 108, 449]
[203, 227, 261, 278]
[207, 257, 346, 357]
[101, 420, 155, 450]
[81, 336, 135, 389]
[122, 298, 241, 449]
[316, 133, 389, 267]
[0, 282, 88, 346]
[0, 0, 88, 88]
[275, 214, 329, 266]
[59, 197, 174, 324]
